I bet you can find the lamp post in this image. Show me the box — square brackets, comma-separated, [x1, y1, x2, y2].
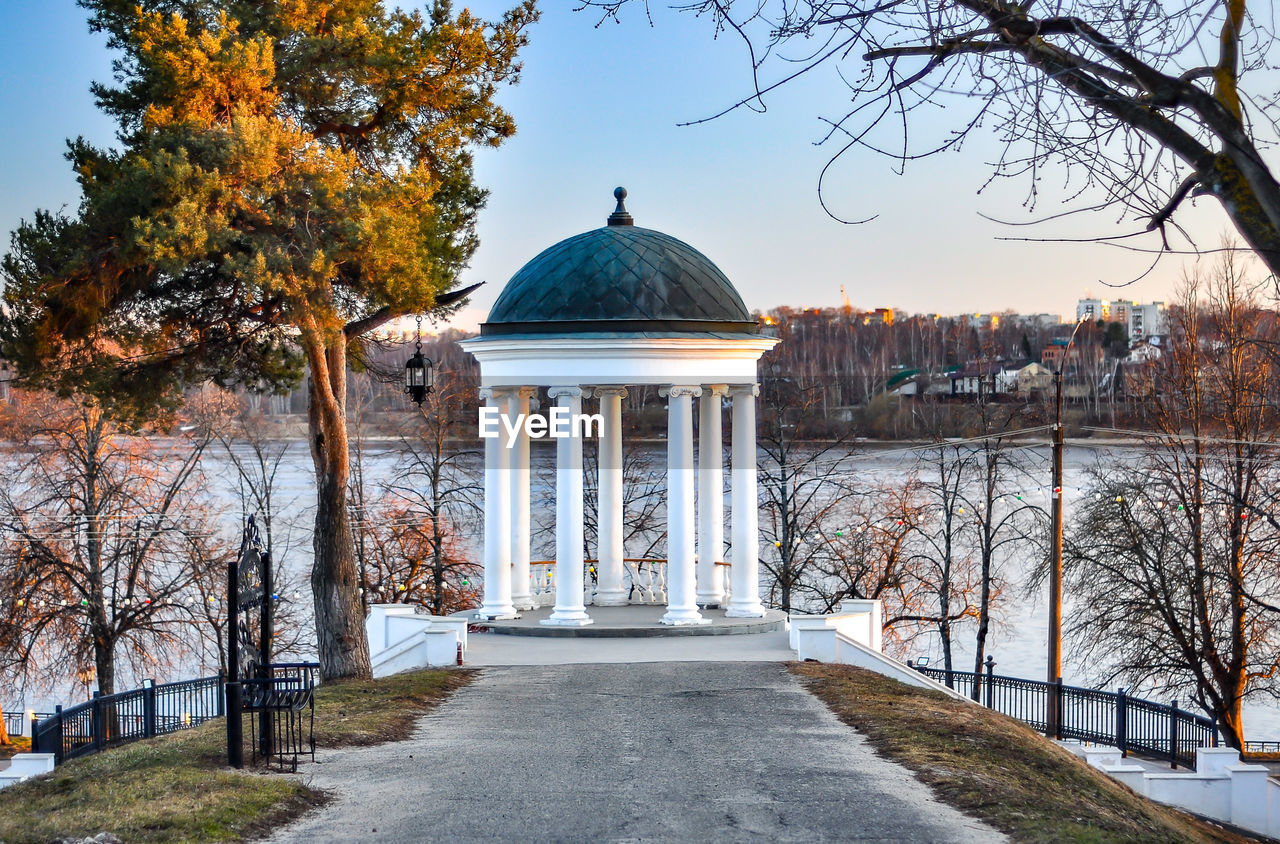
[1047, 315, 1088, 737]
[404, 316, 435, 407]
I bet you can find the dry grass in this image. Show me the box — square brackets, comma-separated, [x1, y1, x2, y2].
[0, 736, 31, 759]
[311, 667, 474, 747]
[0, 667, 473, 843]
[793, 663, 1255, 844]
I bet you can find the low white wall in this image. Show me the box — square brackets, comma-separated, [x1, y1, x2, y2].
[789, 601, 879, 652]
[1144, 772, 1231, 823]
[791, 600, 967, 702]
[366, 604, 419, 653]
[366, 604, 466, 678]
[0, 753, 55, 790]
[1084, 746, 1277, 838]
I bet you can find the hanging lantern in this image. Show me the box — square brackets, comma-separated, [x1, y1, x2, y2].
[404, 315, 435, 407]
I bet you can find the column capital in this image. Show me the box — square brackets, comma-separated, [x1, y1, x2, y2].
[547, 386, 584, 401]
[701, 384, 730, 398]
[660, 385, 703, 399]
[589, 386, 629, 399]
[478, 386, 513, 403]
[727, 383, 761, 398]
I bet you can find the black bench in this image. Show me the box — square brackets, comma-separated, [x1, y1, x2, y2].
[240, 662, 318, 771]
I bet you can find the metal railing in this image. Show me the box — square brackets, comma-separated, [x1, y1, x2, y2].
[528, 558, 670, 607]
[30, 674, 225, 765]
[3, 709, 53, 738]
[909, 659, 1218, 769]
[1245, 741, 1280, 755]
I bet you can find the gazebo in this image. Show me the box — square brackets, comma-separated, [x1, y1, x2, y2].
[459, 189, 778, 627]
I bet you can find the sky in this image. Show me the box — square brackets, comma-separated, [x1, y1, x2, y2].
[0, 1, 1242, 333]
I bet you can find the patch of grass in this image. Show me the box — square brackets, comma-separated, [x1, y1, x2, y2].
[792, 663, 1253, 844]
[0, 722, 315, 844]
[0, 736, 32, 759]
[312, 667, 475, 747]
[0, 667, 473, 843]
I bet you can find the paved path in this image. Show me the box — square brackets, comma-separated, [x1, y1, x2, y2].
[268, 663, 1002, 843]
[464, 628, 799, 665]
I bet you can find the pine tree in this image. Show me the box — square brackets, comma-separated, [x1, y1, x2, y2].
[1, 0, 537, 679]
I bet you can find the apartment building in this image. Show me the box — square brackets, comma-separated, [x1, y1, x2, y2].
[1075, 298, 1168, 339]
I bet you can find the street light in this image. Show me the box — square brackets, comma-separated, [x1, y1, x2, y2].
[403, 315, 435, 407]
[404, 349, 434, 406]
[1047, 314, 1089, 737]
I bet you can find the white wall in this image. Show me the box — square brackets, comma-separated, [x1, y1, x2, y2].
[0, 753, 55, 791]
[790, 601, 966, 701]
[366, 604, 467, 678]
[1083, 745, 1277, 839]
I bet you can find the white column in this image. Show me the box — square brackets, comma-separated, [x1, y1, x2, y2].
[661, 385, 707, 625]
[697, 385, 728, 608]
[727, 384, 767, 617]
[594, 387, 628, 606]
[507, 387, 537, 611]
[542, 387, 592, 626]
[478, 388, 516, 619]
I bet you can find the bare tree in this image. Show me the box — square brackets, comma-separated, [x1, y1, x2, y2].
[758, 372, 858, 612]
[962, 418, 1049, 697]
[355, 497, 482, 615]
[185, 386, 313, 670]
[589, 0, 1280, 274]
[0, 393, 225, 695]
[813, 476, 937, 655]
[189, 387, 303, 587]
[1065, 255, 1280, 748]
[379, 352, 485, 616]
[910, 440, 980, 679]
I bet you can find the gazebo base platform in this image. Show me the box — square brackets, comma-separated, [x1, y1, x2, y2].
[468, 605, 786, 638]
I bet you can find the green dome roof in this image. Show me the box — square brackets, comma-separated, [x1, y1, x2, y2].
[482, 190, 757, 337]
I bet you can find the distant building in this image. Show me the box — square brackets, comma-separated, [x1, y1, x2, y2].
[1016, 313, 1062, 329]
[863, 307, 894, 325]
[1127, 341, 1164, 363]
[949, 361, 1025, 398]
[950, 361, 999, 397]
[1016, 362, 1053, 394]
[1127, 302, 1167, 339]
[965, 313, 999, 329]
[1077, 298, 1109, 322]
[1075, 297, 1168, 339]
[1041, 339, 1104, 369]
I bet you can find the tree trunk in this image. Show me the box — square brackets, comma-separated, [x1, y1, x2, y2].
[940, 612, 953, 686]
[972, 585, 990, 702]
[1216, 687, 1245, 750]
[0, 707, 10, 745]
[306, 336, 372, 680]
[94, 635, 115, 697]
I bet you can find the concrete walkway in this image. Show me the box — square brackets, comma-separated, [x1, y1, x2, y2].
[267, 663, 1003, 843]
[464, 628, 799, 665]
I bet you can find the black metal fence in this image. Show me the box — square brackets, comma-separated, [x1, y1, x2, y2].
[30, 674, 225, 765]
[3, 709, 53, 738]
[909, 660, 1218, 769]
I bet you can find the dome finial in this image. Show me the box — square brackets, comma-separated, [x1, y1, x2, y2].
[607, 186, 633, 227]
